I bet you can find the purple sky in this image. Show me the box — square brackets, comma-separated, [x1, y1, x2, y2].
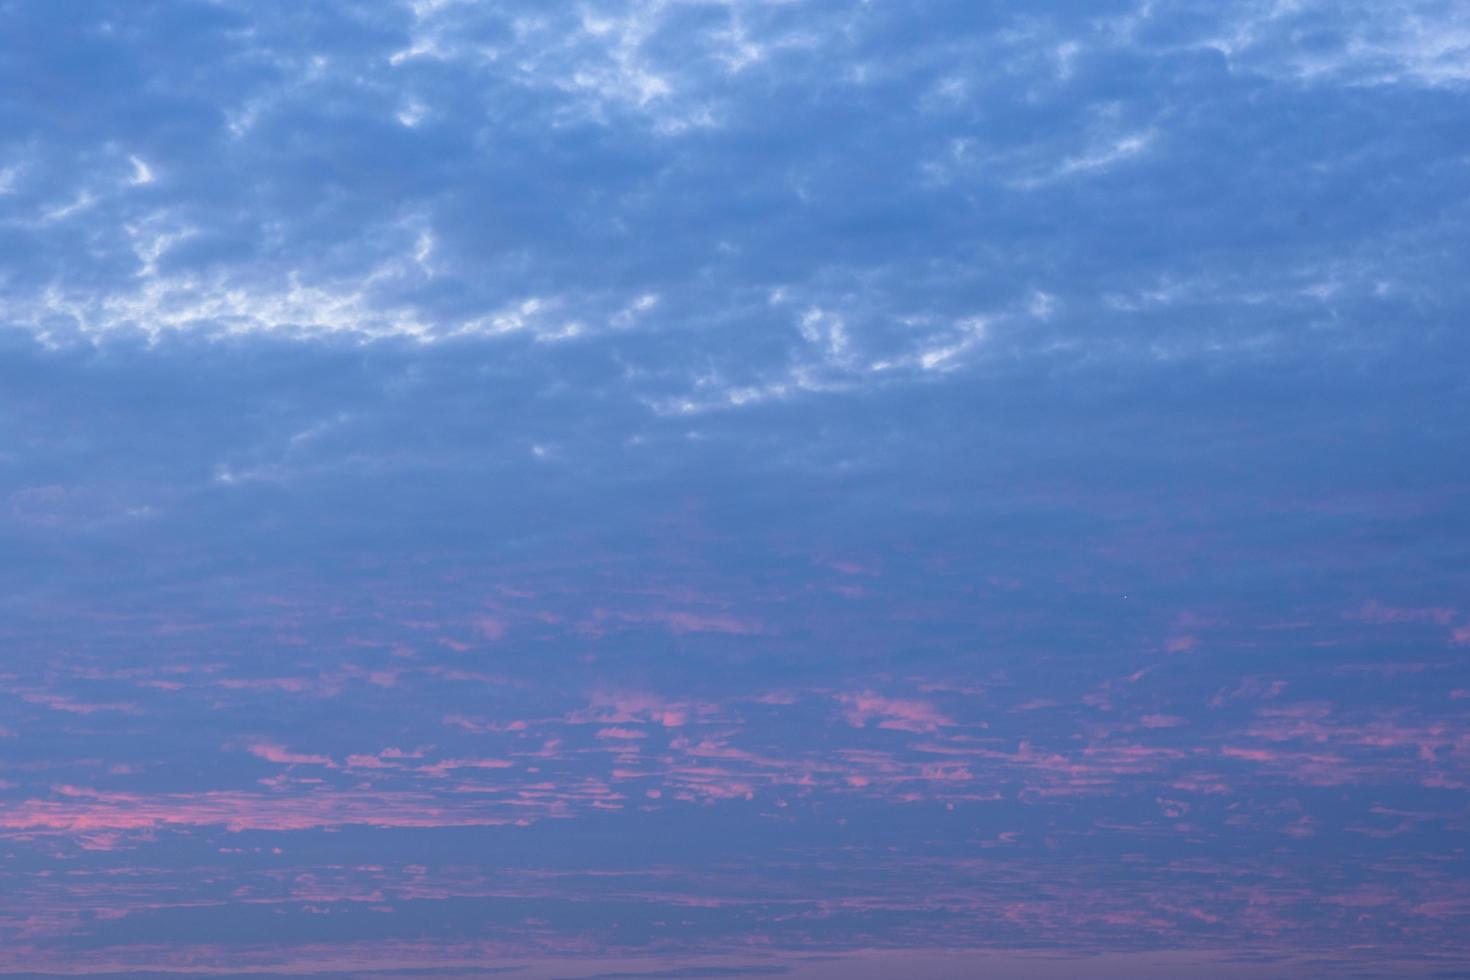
[2, 1, 1469, 977]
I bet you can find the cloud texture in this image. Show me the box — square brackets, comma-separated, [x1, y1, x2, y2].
[1, 1, 1469, 976]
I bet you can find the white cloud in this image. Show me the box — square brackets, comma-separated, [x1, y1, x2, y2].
[128, 155, 155, 186]
[1195, 1, 1470, 87]
[1010, 130, 1156, 189]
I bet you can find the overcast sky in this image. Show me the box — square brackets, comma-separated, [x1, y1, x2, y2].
[2, 2, 1469, 977]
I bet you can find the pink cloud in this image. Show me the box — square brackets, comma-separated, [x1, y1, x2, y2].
[245, 742, 335, 767]
[596, 727, 647, 740]
[577, 608, 761, 637]
[19, 692, 139, 715]
[576, 692, 718, 728]
[1013, 698, 1059, 711]
[918, 763, 973, 782]
[379, 746, 428, 759]
[417, 758, 515, 775]
[838, 692, 954, 733]
[443, 714, 530, 733]
[1353, 600, 1456, 625]
[660, 610, 761, 635]
[472, 616, 506, 641]
[217, 677, 319, 694]
[1, 786, 520, 834]
[1172, 775, 1231, 794]
[828, 560, 879, 576]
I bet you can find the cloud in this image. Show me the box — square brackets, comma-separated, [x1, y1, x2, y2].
[1, 0, 1469, 973]
[837, 693, 954, 734]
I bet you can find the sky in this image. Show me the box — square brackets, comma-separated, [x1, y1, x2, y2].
[1, 1, 1469, 977]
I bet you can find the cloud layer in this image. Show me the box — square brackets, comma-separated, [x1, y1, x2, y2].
[1, 1, 1469, 976]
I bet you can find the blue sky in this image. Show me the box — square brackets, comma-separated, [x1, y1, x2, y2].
[2, 2, 1469, 977]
